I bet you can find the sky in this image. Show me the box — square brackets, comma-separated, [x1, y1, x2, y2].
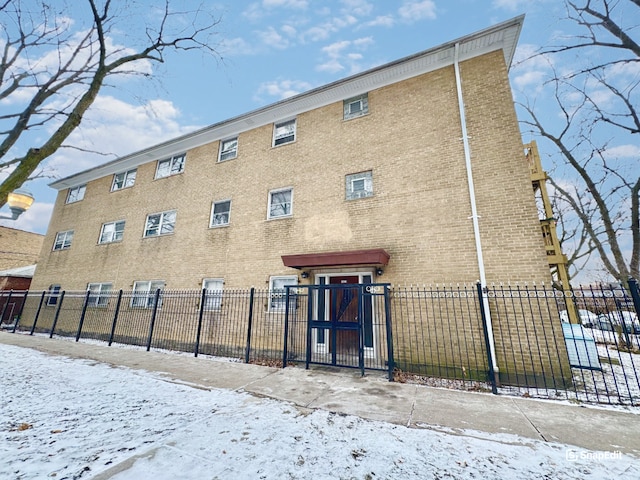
[3, 340, 639, 479]
[1, 0, 636, 283]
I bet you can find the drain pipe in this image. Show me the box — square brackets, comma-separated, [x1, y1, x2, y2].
[453, 42, 499, 376]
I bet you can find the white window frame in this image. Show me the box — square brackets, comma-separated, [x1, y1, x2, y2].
[112, 169, 137, 191]
[218, 137, 238, 162]
[53, 230, 74, 251]
[346, 171, 373, 200]
[87, 282, 113, 307]
[202, 278, 224, 311]
[268, 188, 293, 219]
[66, 185, 86, 204]
[343, 93, 369, 120]
[273, 118, 296, 146]
[155, 154, 186, 179]
[210, 200, 231, 227]
[131, 280, 165, 308]
[269, 275, 298, 312]
[99, 220, 125, 244]
[144, 210, 176, 238]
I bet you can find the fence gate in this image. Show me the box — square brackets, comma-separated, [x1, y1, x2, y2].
[284, 283, 393, 378]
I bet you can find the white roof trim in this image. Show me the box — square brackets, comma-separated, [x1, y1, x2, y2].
[50, 15, 524, 190]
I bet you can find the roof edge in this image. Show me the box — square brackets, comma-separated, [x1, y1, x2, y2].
[50, 15, 525, 191]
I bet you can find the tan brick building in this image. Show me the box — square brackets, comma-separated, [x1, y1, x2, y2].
[33, 16, 550, 294]
[28, 17, 569, 384]
[0, 226, 44, 271]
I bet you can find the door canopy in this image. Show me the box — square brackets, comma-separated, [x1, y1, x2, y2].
[281, 248, 390, 269]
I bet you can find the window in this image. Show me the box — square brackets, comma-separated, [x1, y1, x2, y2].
[66, 185, 86, 204]
[343, 93, 369, 120]
[219, 138, 238, 161]
[155, 154, 185, 179]
[131, 280, 165, 308]
[268, 188, 293, 219]
[273, 119, 296, 146]
[269, 276, 298, 311]
[112, 169, 137, 191]
[53, 230, 74, 251]
[210, 200, 231, 227]
[144, 210, 176, 237]
[87, 282, 113, 307]
[47, 284, 61, 306]
[346, 171, 373, 200]
[202, 278, 224, 311]
[99, 220, 125, 244]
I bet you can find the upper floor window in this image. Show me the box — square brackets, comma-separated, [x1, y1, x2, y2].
[346, 171, 373, 200]
[144, 210, 176, 237]
[269, 275, 298, 311]
[210, 200, 231, 227]
[219, 138, 238, 162]
[202, 278, 224, 311]
[344, 93, 369, 120]
[273, 119, 296, 146]
[53, 230, 74, 251]
[66, 185, 86, 204]
[131, 280, 165, 308]
[155, 154, 185, 179]
[112, 169, 137, 191]
[87, 282, 113, 307]
[268, 188, 293, 219]
[99, 220, 125, 244]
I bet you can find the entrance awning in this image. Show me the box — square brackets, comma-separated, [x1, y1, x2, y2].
[281, 248, 390, 269]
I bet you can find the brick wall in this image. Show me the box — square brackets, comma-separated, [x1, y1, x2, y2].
[0, 227, 44, 270]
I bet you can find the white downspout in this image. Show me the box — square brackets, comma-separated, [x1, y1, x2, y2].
[453, 43, 499, 375]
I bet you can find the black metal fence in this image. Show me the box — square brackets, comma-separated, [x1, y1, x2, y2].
[1, 279, 639, 406]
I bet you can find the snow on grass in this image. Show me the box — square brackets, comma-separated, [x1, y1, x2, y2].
[1, 343, 639, 480]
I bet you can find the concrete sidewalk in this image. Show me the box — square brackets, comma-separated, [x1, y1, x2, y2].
[2, 331, 639, 459]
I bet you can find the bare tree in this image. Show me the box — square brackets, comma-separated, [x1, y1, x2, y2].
[0, 0, 221, 207]
[518, 0, 639, 283]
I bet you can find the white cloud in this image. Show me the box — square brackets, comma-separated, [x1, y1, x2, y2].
[602, 144, 640, 160]
[254, 79, 314, 100]
[256, 26, 291, 49]
[365, 15, 395, 28]
[44, 95, 198, 180]
[316, 37, 374, 75]
[492, 0, 528, 11]
[219, 37, 257, 56]
[263, 0, 309, 9]
[398, 0, 437, 23]
[340, 0, 373, 17]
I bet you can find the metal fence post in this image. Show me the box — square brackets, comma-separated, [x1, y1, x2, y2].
[0, 290, 12, 324]
[384, 285, 395, 381]
[50, 291, 66, 338]
[477, 282, 498, 394]
[194, 288, 206, 357]
[282, 286, 292, 368]
[29, 291, 47, 335]
[11, 290, 29, 333]
[108, 290, 123, 346]
[75, 290, 91, 342]
[146, 289, 162, 351]
[628, 277, 640, 318]
[244, 287, 255, 363]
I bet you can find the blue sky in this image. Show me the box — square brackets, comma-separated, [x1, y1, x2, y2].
[0, 0, 585, 235]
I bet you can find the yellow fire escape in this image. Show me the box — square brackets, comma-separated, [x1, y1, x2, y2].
[525, 141, 578, 324]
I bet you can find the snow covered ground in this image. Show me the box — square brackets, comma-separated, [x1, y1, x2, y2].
[1, 343, 639, 480]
